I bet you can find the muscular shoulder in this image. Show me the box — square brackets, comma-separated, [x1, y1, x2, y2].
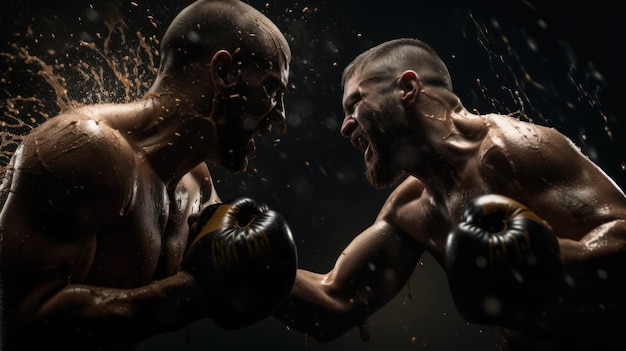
[12, 114, 135, 223]
[379, 177, 450, 251]
[379, 177, 435, 224]
[481, 116, 582, 178]
[478, 116, 624, 216]
[384, 177, 427, 208]
[485, 116, 576, 157]
[21, 114, 134, 179]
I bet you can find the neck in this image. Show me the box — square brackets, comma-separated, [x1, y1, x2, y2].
[409, 104, 487, 195]
[136, 94, 218, 187]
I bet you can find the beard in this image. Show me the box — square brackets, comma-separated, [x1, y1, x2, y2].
[212, 92, 257, 173]
[365, 99, 416, 189]
[219, 134, 252, 173]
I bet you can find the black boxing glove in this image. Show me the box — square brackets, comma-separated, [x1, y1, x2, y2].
[183, 197, 298, 329]
[445, 194, 563, 328]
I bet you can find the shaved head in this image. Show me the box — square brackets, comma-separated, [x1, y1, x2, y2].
[159, 0, 291, 75]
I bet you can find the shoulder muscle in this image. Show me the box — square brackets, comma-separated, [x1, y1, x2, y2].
[9, 116, 135, 228]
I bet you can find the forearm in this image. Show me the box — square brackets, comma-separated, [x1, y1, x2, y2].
[274, 269, 364, 343]
[275, 263, 415, 343]
[29, 271, 205, 348]
[553, 220, 626, 325]
[275, 226, 422, 342]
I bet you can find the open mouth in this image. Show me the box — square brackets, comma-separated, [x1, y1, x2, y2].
[351, 129, 375, 165]
[248, 122, 273, 154]
[351, 129, 370, 153]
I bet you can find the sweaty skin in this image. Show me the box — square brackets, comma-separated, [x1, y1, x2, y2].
[0, 0, 291, 350]
[275, 39, 626, 350]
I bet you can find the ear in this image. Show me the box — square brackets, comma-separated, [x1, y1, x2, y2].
[210, 50, 234, 87]
[398, 70, 421, 106]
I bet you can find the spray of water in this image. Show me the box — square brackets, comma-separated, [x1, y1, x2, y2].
[0, 3, 160, 171]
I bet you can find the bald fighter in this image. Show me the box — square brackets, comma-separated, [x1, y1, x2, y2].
[274, 38, 626, 350]
[0, 1, 297, 350]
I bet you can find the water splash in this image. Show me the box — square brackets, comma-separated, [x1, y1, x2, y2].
[465, 9, 624, 185]
[0, 3, 160, 171]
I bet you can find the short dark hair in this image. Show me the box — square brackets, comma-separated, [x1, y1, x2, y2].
[342, 38, 453, 91]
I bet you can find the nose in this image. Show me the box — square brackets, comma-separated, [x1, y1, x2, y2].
[266, 96, 286, 124]
[340, 115, 356, 138]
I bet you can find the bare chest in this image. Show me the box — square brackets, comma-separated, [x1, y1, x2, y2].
[87, 176, 202, 287]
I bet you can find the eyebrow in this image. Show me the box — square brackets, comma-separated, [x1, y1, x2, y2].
[342, 91, 360, 113]
[266, 74, 287, 92]
[342, 75, 385, 112]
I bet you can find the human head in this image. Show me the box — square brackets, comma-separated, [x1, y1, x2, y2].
[159, 0, 291, 78]
[342, 38, 452, 94]
[340, 38, 453, 187]
[154, 0, 291, 172]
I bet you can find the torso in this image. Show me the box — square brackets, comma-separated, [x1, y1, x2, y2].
[0, 111, 214, 319]
[82, 126, 212, 287]
[385, 113, 626, 264]
[85, 160, 192, 286]
[381, 113, 626, 349]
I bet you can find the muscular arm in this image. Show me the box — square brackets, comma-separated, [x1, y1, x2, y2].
[554, 219, 626, 329]
[533, 130, 626, 326]
[522, 193, 626, 334]
[188, 161, 221, 206]
[32, 271, 204, 348]
[487, 122, 626, 330]
[274, 187, 426, 343]
[0, 117, 207, 349]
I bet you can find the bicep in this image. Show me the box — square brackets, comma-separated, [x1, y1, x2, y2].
[0, 123, 136, 315]
[513, 130, 626, 232]
[191, 163, 221, 205]
[0, 162, 101, 320]
[325, 178, 432, 295]
[1, 121, 134, 269]
[326, 219, 423, 305]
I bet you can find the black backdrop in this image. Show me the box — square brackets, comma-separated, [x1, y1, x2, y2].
[1, 1, 623, 350]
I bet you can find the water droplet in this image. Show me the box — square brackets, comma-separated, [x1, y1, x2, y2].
[359, 324, 370, 342]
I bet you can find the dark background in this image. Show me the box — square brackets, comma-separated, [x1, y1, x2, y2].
[1, 0, 623, 350]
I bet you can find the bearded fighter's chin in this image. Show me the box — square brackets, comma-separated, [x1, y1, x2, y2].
[363, 143, 373, 165]
[366, 155, 403, 189]
[368, 171, 402, 189]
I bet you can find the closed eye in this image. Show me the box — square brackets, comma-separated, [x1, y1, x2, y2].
[343, 92, 362, 115]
